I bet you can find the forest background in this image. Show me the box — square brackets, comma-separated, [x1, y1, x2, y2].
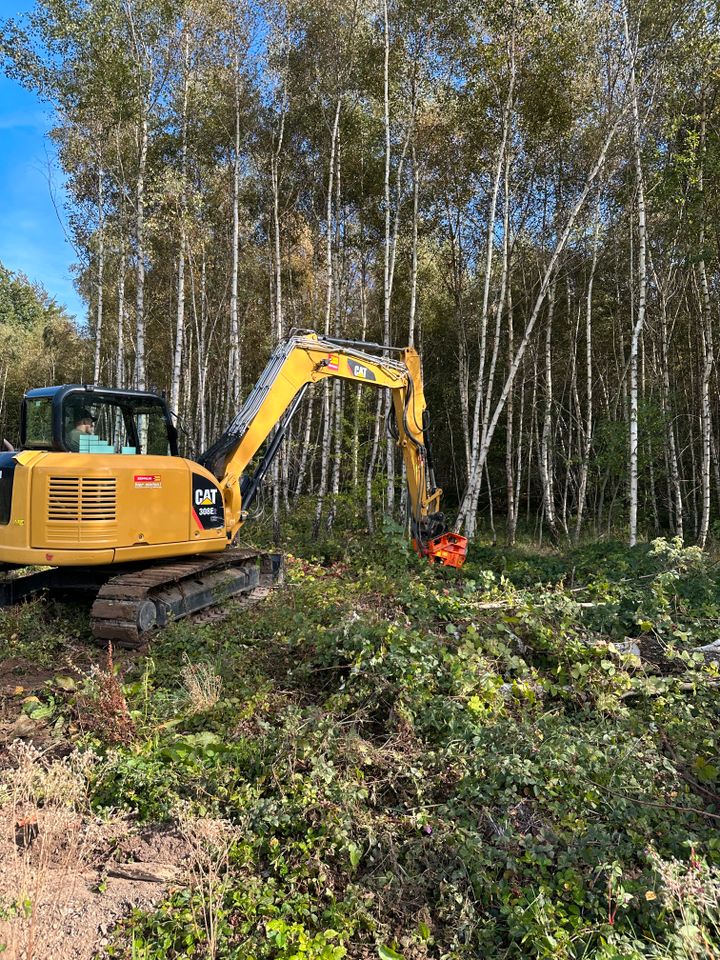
[0, 0, 718, 548]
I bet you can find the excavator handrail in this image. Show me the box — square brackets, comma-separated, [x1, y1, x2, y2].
[287, 328, 407, 353]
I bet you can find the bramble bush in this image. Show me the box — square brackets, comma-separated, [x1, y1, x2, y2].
[15, 535, 720, 958]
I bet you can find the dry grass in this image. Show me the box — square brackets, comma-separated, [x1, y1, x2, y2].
[0, 742, 98, 960]
[180, 654, 223, 714]
[175, 807, 237, 959]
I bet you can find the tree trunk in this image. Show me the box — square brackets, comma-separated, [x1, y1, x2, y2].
[539, 279, 559, 541]
[697, 103, 713, 548]
[134, 114, 148, 391]
[624, 6, 647, 548]
[381, 0, 397, 513]
[270, 88, 287, 544]
[93, 163, 104, 384]
[313, 100, 341, 538]
[228, 60, 243, 411]
[116, 250, 125, 388]
[170, 35, 189, 420]
[575, 196, 600, 543]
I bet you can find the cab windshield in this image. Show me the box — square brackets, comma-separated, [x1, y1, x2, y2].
[63, 393, 172, 456]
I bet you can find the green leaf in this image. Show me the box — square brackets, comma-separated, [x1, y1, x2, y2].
[378, 946, 405, 960]
[23, 698, 54, 720]
[348, 843, 362, 869]
[54, 675, 76, 691]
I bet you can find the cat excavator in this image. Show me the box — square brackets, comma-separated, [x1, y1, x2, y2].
[0, 330, 467, 648]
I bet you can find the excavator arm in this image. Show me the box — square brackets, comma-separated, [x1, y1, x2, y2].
[199, 330, 467, 567]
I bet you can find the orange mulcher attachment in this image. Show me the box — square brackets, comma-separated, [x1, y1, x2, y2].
[426, 532, 468, 568]
[413, 531, 468, 568]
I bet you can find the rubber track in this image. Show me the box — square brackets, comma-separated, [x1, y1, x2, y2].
[90, 548, 281, 649]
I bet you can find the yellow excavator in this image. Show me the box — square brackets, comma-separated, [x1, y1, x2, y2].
[0, 330, 467, 647]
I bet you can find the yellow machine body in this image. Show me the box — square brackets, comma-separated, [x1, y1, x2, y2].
[0, 450, 226, 567]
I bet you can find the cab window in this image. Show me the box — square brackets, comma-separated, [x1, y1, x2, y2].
[24, 397, 54, 449]
[133, 406, 171, 456]
[62, 394, 173, 455]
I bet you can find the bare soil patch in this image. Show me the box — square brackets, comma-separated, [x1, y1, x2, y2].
[0, 818, 190, 960]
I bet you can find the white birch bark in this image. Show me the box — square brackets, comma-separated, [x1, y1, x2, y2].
[697, 99, 713, 547]
[379, 0, 412, 513]
[539, 279, 558, 540]
[134, 113, 148, 391]
[270, 85, 287, 542]
[382, 0, 394, 511]
[116, 250, 126, 389]
[313, 99, 342, 538]
[698, 256, 714, 548]
[505, 286, 516, 545]
[170, 32, 189, 419]
[228, 59, 243, 411]
[455, 102, 627, 535]
[408, 144, 420, 349]
[93, 163, 104, 384]
[352, 244, 369, 491]
[575, 196, 600, 543]
[624, 7, 646, 548]
[124, 2, 151, 393]
[328, 169, 345, 531]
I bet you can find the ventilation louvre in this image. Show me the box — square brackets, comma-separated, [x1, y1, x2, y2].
[48, 477, 117, 522]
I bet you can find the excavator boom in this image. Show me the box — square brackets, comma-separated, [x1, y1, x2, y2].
[199, 330, 467, 567]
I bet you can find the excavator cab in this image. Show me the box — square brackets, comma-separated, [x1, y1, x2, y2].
[20, 386, 178, 457]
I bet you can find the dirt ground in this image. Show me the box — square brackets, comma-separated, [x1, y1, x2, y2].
[0, 816, 190, 960]
[0, 657, 190, 960]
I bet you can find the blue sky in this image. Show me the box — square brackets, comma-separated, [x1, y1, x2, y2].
[0, 1, 85, 323]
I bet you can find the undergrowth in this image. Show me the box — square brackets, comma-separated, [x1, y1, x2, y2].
[4, 533, 720, 958]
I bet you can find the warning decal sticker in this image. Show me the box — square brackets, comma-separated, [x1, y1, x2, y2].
[191, 473, 224, 530]
[134, 474, 161, 488]
[326, 353, 339, 371]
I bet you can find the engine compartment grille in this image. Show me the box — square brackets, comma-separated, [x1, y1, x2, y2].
[48, 477, 117, 522]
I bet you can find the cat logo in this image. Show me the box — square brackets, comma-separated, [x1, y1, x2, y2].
[348, 359, 376, 381]
[191, 474, 224, 530]
[195, 488, 218, 507]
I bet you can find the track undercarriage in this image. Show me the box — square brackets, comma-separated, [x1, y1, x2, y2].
[0, 548, 283, 650]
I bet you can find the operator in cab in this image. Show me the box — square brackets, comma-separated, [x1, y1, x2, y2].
[67, 409, 97, 452]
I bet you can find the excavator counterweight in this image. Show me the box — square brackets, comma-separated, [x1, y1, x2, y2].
[0, 331, 466, 646]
